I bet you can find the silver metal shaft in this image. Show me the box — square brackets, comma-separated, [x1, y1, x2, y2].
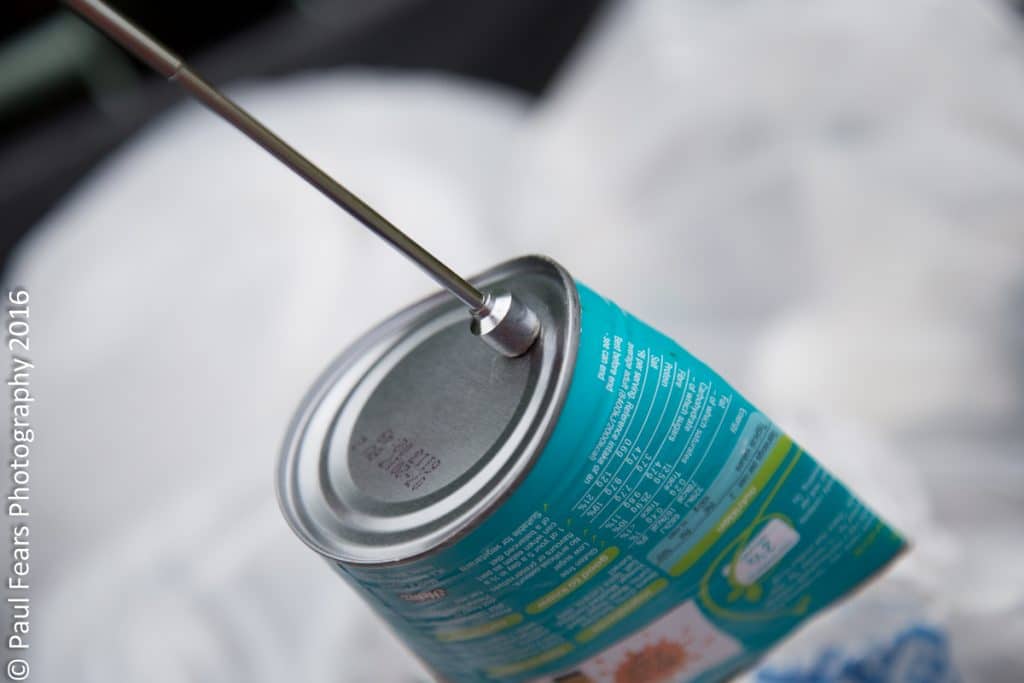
[65, 0, 542, 357]
[65, 0, 487, 312]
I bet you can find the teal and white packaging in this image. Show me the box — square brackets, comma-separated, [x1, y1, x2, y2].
[280, 259, 905, 683]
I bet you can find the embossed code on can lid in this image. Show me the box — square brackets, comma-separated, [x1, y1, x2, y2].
[277, 256, 579, 565]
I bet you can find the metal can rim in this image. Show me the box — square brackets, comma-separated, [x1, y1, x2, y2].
[276, 255, 580, 566]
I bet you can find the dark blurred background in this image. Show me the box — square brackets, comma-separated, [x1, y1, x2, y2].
[0, 0, 607, 275]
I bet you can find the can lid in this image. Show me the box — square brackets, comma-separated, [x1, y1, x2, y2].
[277, 256, 578, 564]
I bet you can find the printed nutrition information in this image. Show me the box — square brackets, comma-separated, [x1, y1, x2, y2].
[574, 337, 736, 551]
[6, 289, 32, 682]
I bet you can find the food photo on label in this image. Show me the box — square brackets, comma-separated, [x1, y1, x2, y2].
[2, 0, 1022, 682]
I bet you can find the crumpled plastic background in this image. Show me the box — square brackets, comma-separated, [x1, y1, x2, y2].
[7, 0, 1023, 680]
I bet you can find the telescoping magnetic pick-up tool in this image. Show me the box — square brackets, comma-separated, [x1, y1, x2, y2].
[64, 0, 541, 358]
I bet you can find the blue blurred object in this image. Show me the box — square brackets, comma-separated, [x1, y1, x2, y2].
[756, 626, 960, 683]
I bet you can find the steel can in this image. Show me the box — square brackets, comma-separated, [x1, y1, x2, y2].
[277, 255, 904, 682]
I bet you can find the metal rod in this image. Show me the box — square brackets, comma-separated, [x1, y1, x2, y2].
[64, 0, 488, 313]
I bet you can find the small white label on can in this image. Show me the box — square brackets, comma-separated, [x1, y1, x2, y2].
[732, 519, 800, 586]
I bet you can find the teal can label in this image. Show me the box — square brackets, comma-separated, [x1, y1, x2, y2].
[336, 282, 905, 682]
